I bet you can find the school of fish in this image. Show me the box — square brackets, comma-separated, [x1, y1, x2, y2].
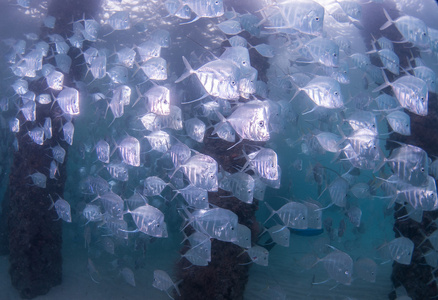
[2, 0, 438, 298]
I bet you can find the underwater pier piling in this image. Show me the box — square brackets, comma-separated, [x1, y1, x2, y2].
[388, 93, 438, 299]
[176, 131, 261, 300]
[8, 103, 66, 299]
[6, 0, 100, 298]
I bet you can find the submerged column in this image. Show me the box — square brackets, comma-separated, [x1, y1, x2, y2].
[8, 104, 66, 299]
[7, 0, 101, 298]
[176, 135, 260, 300]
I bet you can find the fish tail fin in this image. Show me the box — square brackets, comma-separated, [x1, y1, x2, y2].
[132, 85, 143, 107]
[289, 83, 301, 103]
[175, 56, 193, 83]
[170, 190, 180, 202]
[372, 69, 390, 93]
[263, 202, 276, 224]
[380, 8, 394, 30]
[211, 111, 227, 136]
[48, 194, 55, 210]
[174, 279, 183, 296]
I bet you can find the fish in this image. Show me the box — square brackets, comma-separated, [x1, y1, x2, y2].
[151, 29, 171, 48]
[185, 118, 206, 143]
[125, 204, 168, 238]
[266, 224, 290, 247]
[62, 121, 75, 146]
[292, 76, 344, 110]
[354, 257, 377, 283]
[174, 154, 218, 192]
[115, 136, 141, 167]
[106, 162, 129, 182]
[95, 139, 110, 164]
[220, 171, 255, 204]
[139, 84, 171, 116]
[108, 11, 131, 31]
[346, 206, 362, 227]
[183, 207, 237, 242]
[143, 176, 172, 197]
[182, 0, 224, 23]
[114, 47, 136, 68]
[164, 0, 192, 20]
[172, 184, 208, 209]
[49, 194, 72, 223]
[300, 37, 339, 67]
[28, 171, 46, 188]
[386, 111, 411, 136]
[153, 270, 181, 299]
[27, 127, 44, 145]
[265, 201, 308, 230]
[82, 204, 103, 224]
[138, 57, 168, 81]
[231, 224, 251, 249]
[380, 8, 430, 48]
[263, 0, 325, 35]
[313, 247, 353, 285]
[217, 20, 242, 35]
[214, 102, 270, 143]
[176, 56, 240, 100]
[241, 245, 269, 266]
[121, 267, 136, 287]
[242, 147, 278, 180]
[50, 144, 65, 164]
[379, 237, 414, 265]
[145, 130, 171, 153]
[55, 87, 80, 115]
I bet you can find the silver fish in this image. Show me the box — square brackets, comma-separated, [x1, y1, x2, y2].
[185, 118, 206, 143]
[294, 76, 344, 109]
[176, 154, 218, 192]
[176, 57, 240, 100]
[29, 171, 46, 188]
[215, 102, 270, 142]
[354, 258, 377, 283]
[145, 130, 171, 153]
[49, 194, 72, 222]
[153, 270, 180, 298]
[243, 245, 269, 266]
[386, 111, 411, 136]
[96, 139, 110, 164]
[126, 205, 168, 238]
[139, 57, 167, 81]
[56, 87, 80, 115]
[117, 136, 140, 167]
[231, 223, 251, 249]
[381, 8, 429, 48]
[265, 202, 308, 230]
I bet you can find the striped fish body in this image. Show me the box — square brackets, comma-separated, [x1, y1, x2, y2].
[129, 205, 168, 238]
[184, 0, 224, 18]
[195, 59, 240, 100]
[301, 76, 344, 109]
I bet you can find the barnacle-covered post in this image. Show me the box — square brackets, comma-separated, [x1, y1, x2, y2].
[361, 3, 438, 298]
[176, 136, 260, 300]
[7, 1, 100, 298]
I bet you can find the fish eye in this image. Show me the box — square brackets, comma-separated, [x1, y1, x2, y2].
[231, 81, 236, 86]
[315, 17, 319, 21]
[421, 167, 425, 172]
[334, 91, 338, 95]
[333, 53, 337, 57]
[258, 121, 264, 127]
